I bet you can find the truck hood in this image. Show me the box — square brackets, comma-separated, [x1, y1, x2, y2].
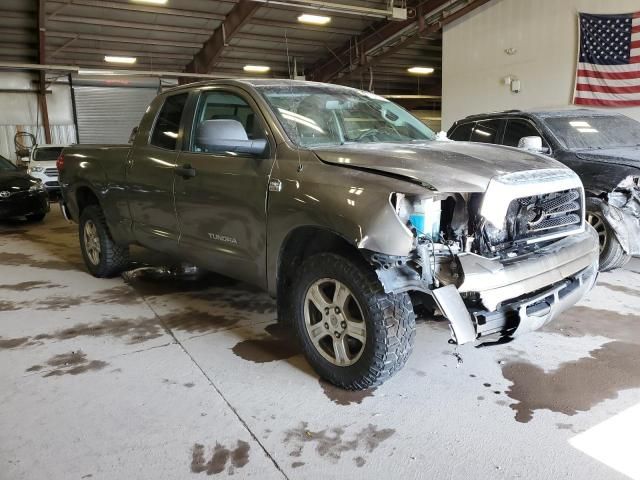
[312, 141, 562, 192]
[574, 147, 640, 170]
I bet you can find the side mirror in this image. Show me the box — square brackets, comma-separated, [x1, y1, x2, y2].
[517, 136, 545, 153]
[129, 126, 139, 144]
[203, 139, 268, 157]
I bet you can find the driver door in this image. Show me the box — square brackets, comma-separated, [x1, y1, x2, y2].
[174, 87, 274, 287]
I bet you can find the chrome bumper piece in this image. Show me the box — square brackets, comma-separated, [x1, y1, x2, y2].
[433, 227, 599, 345]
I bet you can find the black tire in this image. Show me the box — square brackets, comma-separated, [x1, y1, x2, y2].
[291, 253, 415, 390]
[79, 205, 130, 277]
[26, 212, 46, 222]
[586, 198, 630, 272]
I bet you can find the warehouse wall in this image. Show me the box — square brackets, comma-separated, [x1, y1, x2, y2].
[441, 0, 640, 130]
[0, 72, 76, 162]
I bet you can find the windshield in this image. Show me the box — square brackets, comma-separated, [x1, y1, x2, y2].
[0, 155, 16, 171]
[257, 84, 435, 148]
[544, 115, 640, 150]
[34, 147, 63, 162]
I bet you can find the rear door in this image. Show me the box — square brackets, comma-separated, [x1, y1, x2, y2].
[174, 86, 275, 287]
[127, 92, 189, 253]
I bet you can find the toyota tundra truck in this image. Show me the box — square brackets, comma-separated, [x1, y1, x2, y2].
[58, 80, 599, 390]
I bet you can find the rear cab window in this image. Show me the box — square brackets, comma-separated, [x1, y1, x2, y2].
[150, 93, 189, 150]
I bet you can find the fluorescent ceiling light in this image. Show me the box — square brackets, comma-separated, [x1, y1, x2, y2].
[163, 131, 178, 139]
[407, 66, 434, 75]
[577, 128, 598, 133]
[105, 56, 137, 64]
[570, 121, 590, 127]
[298, 14, 331, 25]
[131, 0, 168, 4]
[243, 65, 270, 73]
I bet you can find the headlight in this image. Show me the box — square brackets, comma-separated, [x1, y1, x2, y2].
[29, 182, 45, 192]
[31, 166, 44, 172]
[392, 193, 441, 240]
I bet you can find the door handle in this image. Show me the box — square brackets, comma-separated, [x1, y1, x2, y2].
[174, 164, 196, 179]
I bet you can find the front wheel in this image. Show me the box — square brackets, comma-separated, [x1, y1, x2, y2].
[79, 205, 130, 277]
[291, 253, 415, 390]
[586, 198, 630, 272]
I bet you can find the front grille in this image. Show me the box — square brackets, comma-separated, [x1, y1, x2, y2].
[511, 188, 583, 240]
[480, 188, 584, 256]
[45, 168, 58, 177]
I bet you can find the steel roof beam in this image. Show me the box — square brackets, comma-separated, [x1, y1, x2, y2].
[308, 0, 451, 83]
[48, 31, 203, 49]
[47, 0, 226, 21]
[185, 0, 262, 75]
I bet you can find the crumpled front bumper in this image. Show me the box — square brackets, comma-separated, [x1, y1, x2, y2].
[432, 226, 600, 344]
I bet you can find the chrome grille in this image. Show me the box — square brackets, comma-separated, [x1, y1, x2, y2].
[45, 168, 58, 177]
[513, 188, 583, 240]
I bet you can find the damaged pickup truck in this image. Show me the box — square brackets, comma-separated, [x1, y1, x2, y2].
[58, 80, 599, 390]
[448, 109, 640, 271]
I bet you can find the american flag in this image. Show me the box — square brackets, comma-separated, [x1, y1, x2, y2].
[574, 12, 640, 107]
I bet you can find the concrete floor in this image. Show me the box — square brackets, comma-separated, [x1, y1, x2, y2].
[1, 209, 640, 480]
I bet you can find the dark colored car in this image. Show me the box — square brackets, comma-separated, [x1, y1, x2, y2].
[448, 109, 640, 271]
[0, 155, 49, 221]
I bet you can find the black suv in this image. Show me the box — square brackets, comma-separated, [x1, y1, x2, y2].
[448, 109, 640, 271]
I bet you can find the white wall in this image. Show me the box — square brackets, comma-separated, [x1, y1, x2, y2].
[442, 0, 640, 130]
[0, 72, 76, 161]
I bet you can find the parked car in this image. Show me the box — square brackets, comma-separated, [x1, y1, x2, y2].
[26, 144, 66, 198]
[59, 80, 599, 389]
[0, 154, 49, 221]
[447, 109, 640, 271]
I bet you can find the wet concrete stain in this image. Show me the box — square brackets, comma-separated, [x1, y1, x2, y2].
[27, 351, 109, 377]
[283, 422, 395, 463]
[556, 423, 573, 430]
[354, 456, 366, 467]
[0, 251, 81, 272]
[543, 306, 640, 345]
[0, 281, 62, 291]
[598, 281, 640, 297]
[477, 396, 485, 401]
[319, 379, 376, 406]
[33, 285, 141, 311]
[502, 341, 640, 423]
[0, 336, 33, 349]
[291, 461, 304, 468]
[0, 301, 20, 311]
[231, 323, 299, 363]
[32, 317, 164, 345]
[163, 309, 243, 335]
[190, 441, 250, 475]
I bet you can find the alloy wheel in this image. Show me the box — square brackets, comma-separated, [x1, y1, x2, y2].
[303, 278, 367, 367]
[586, 211, 607, 254]
[83, 220, 101, 265]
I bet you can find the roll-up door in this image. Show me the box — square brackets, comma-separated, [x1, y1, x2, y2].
[74, 86, 157, 144]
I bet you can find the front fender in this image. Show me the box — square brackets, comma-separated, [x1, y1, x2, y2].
[266, 153, 423, 293]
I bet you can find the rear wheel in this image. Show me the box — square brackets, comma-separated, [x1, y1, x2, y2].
[586, 198, 630, 272]
[79, 205, 129, 277]
[291, 253, 415, 390]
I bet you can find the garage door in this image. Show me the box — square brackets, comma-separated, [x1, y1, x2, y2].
[74, 86, 158, 144]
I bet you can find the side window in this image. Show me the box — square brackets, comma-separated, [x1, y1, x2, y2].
[150, 93, 188, 150]
[470, 120, 501, 143]
[190, 90, 267, 155]
[448, 122, 474, 141]
[503, 119, 549, 149]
